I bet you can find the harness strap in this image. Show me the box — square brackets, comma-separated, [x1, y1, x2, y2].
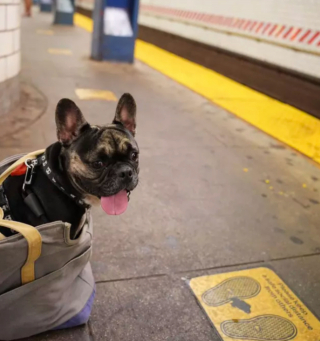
[0, 150, 90, 224]
[0, 186, 12, 221]
[0, 150, 45, 222]
[37, 154, 90, 209]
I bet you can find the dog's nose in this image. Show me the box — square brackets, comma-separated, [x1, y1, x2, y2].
[118, 166, 133, 180]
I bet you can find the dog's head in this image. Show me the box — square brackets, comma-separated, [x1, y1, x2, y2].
[55, 93, 139, 213]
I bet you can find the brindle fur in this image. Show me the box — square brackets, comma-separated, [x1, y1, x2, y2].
[55, 94, 139, 203]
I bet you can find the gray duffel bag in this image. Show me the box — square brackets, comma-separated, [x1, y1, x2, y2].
[0, 150, 95, 340]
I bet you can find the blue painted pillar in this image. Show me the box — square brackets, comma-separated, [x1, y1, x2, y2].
[91, 0, 140, 63]
[39, 0, 52, 12]
[53, 0, 74, 25]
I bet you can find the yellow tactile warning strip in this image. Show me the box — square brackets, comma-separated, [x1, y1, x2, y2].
[75, 88, 117, 101]
[189, 267, 320, 341]
[74, 13, 93, 32]
[74, 13, 320, 164]
[48, 48, 72, 55]
[36, 29, 54, 35]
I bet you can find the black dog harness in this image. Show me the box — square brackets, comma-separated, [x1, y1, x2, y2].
[0, 153, 89, 224]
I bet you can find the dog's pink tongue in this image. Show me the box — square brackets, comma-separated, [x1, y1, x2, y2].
[101, 190, 128, 215]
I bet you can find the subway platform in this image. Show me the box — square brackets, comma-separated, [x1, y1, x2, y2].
[3, 9, 320, 341]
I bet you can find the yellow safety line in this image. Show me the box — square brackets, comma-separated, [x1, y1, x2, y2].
[48, 48, 72, 55]
[74, 13, 93, 32]
[74, 13, 320, 164]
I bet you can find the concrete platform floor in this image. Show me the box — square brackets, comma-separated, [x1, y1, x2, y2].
[4, 10, 320, 341]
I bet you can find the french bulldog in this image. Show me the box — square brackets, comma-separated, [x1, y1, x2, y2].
[0, 93, 139, 238]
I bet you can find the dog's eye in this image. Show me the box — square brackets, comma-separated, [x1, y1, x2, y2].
[131, 152, 138, 162]
[92, 161, 104, 169]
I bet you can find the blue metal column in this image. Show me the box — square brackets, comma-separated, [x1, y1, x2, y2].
[91, 0, 104, 60]
[53, 0, 74, 25]
[91, 0, 140, 63]
[39, 0, 52, 12]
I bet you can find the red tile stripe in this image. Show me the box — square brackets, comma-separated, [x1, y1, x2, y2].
[262, 23, 271, 34]
[299, 29, 311, 42]
[243, 20, 252, 30]
[255, 22, 264, 33]
[140, 4, 320, 48]
[249, 21, 257, 31]
[308, 31, 320, 44]
[268, 24, 277, 36]
[283, 26, 293, 39]
[275, 25, 286, 37]
[290, 28, 302, 41]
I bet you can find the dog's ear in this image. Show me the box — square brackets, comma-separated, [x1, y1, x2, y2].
[113, 93, 136, 136]
[55, 99, 88, 145]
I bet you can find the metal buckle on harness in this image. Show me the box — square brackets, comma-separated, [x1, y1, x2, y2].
[21, 158, 47, 220]
[22, 159, 37, 192]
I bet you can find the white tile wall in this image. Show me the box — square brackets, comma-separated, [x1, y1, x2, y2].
[142, 0, 320, 30]
[6, 51, 20, 78]
[0, 31, 13, 57]
[6, 4, 20, 29]
[0, 6, 5, 31]
[13, 28, 19, 51]
[140, 14, 320, 79]
[0, 2, 21, 83]
[139, 0, 320, 78]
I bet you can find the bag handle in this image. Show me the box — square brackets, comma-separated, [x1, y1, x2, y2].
[0, 208, 42, 284]
[0, 150, 45, 284]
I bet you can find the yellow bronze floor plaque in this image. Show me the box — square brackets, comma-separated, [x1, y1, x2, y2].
[75, 89, 117, 101]
[189, 267, 320, 341]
